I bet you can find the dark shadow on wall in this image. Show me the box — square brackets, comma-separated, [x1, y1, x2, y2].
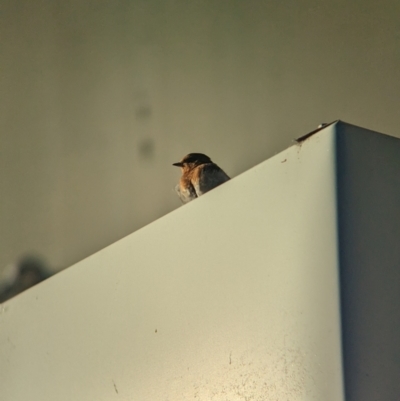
[0, 254, 52, 302]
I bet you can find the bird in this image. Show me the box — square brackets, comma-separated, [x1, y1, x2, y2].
[173, 153, 230, 203]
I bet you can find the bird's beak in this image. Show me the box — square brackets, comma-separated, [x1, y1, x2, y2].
[173, 162, 183, 167]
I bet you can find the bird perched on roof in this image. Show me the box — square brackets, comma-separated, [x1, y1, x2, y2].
[173, 153, 230, 203]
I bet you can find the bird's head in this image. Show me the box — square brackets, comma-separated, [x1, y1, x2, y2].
[173, 153, 212, 171]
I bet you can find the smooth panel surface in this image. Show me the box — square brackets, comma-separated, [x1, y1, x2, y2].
[336, 123, 400, 401]
[0, 129, 343, 400]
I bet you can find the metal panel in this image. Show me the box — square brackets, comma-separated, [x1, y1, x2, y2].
[0, 127, 343, 400]
[336, 123, 400, 401]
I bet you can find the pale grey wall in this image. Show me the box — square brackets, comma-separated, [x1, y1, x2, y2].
[1, 0, 399, 272]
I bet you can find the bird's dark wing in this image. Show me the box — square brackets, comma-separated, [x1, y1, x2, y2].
[175, 183, 197, 203]
[194, 164, 230, 196]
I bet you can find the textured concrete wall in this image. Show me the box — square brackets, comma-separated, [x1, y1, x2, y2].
[1, 0, 400, 272]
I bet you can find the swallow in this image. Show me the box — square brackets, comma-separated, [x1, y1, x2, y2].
[173, 153, 230, 203]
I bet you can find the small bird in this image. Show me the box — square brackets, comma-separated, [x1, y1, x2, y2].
[173, 153, 230, 203]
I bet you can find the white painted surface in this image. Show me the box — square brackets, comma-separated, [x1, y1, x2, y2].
[0, 126, 343, 400]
